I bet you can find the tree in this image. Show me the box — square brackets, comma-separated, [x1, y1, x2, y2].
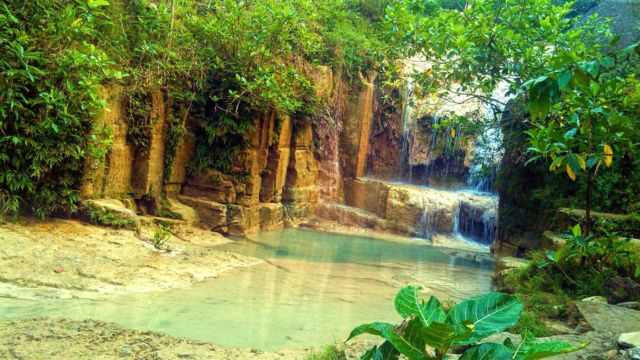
[384, 0, 610, 110]
[524, 41, 640, 235]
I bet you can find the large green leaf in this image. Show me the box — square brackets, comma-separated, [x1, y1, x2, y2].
[447, 292, 523, 345]
[359, 342, 400, 360]
[394, 285, 446, 326]
[348, 322, 393, 341]
[373, 341, 400, 360]
[509, 337, 588, 359]
[460, 337, 587, 360]
[420, 321, 473, 353]
[348, 320, 427, 360]
[459, 343, 513, 360]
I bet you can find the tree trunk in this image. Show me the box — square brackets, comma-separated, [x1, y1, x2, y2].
[585, 171, 592, 235]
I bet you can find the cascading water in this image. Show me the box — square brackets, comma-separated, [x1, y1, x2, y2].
[466, 84, 509, 193]
[419, 207, 438, 239]
[466, 126, 503, 193]
[399, 78, 415, 183]
[363, 60, 505, 247]
[453, 199, 497, 245]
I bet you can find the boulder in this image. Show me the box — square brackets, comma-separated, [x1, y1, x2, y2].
[226, 205, 260, 236]
[176, 196, 228, 233]
[184, 170, 236, 204]
[540, 231, 567, 249]
[607, 276, 640, 304]
[616, 302, 640, 311]
[495, 256, 531, 272]
[493, 257, 530, 293]
[80, 199, 141, 234]
[619, 332, 640, 349]
[258, 203, 284, 230]
[625, 348, 640, 360]
[576, 301, 640, 333]
[582, 296, 609, 304]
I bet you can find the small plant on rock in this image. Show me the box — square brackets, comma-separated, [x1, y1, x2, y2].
[151, 223, 170, 250]
[348, 285, 586, 360]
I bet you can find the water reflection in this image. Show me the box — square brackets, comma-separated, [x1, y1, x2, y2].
[0, 229, 494, 350]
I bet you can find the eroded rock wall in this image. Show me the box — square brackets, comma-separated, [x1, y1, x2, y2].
[79, 66, 390, 236]
[80, 86, 135, 198]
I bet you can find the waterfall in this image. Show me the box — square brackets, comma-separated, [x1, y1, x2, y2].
[419, 207, 438, 239]
[453, 200, 497, 245]
[399, 78, 415, 183]
[466, 84, 510, 193]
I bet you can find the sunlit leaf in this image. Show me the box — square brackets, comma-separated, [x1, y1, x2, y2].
[566, 164, 576, 181]
[394, 285, 446, 326]
[603, 144, 613, 167]
[448, 293, 523, 345]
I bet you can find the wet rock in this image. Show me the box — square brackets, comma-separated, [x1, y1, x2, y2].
[492, 256, 530, 292]
[0, 318, 308, 360]
[0, 218, 262, 299]
[619, 333, 640, 349]
[258, 203, 285, 230]
[545, 319, 578, 335]
[576, 301, 640, 333]
[177, 195, 228, 232]
[184, 170, 237, 204]
[616, 302, 640, 311]
[606, 276, 640, 304]
[624, 348, 640, 360]
[541, 231, 566, 249]
[582, 296, 609, 304]
[496, 256, 530, 272]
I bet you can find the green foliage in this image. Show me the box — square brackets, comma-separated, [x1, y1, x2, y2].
[0, 1, 117, 217]
[386, 0, 610, 102]
[525, 42, 640, 232]
[163, 106, 188, 183]
[348, 285, 583, 360]
[541, 224, 640, 281]
[84, 203, 136, 229]
[305, 345, 347, 360]
[1, 0, 398, 216]
[152, 223, 170, 250]
[459, 337, 585, 360]
[503, 265, 573, 336]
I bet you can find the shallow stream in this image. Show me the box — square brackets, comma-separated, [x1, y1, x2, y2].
[0, 229, 494, 350]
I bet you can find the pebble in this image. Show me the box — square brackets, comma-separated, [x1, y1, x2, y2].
[53, 266, 64, 273]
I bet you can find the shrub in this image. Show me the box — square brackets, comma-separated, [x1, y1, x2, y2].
[348, 285, 585, 359]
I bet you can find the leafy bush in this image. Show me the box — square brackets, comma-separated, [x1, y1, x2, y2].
[0, 0, 398, 217]
[540, 224, 640, 289]
[348, 285, 585, 360]
[0, 1, 118, 217]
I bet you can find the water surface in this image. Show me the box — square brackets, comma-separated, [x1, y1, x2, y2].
[0, 229, 494, 350]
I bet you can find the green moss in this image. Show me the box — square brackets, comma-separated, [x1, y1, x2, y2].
[155, 207, 183, 220]
[511, 310, 553, 337]
[84, 204, 136, 229]
[503, 262, 573, 336]
[305, 345, 347, 360]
